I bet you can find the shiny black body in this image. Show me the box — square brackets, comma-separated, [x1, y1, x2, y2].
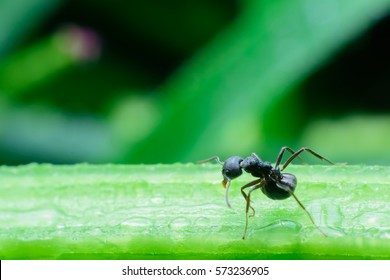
[222, 153, 297, 201]
[201, 146, 334, 239]
[262, 173, 296, 200]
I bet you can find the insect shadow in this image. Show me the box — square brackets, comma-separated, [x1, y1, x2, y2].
[199, 147, 334, 239]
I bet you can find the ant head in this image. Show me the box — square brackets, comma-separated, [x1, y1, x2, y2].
[222, 156, 244, 180]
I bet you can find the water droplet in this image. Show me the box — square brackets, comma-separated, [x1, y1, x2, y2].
[150, 196, 165, 205]
[353, 211, 390, 229]
[380, 231, 390, 239]
[248, 220, 302, 242]
[85, 227, 103, 236]
[169, 217, 191, 230]
[194, 217, 211, 227]
[321, 227, 345, 237]
[120, 217, 153, 229]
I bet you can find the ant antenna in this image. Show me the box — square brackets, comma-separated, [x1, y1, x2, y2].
[198, 157, 233, 208]
[197, 156, 223, 165]
[222, 178, 232, 208]
[197, 156, 232, 208]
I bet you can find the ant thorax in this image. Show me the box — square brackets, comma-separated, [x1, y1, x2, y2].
[241, 155, 272, 178]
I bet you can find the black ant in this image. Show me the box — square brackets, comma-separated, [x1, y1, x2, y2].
[199, 147, 334, 239]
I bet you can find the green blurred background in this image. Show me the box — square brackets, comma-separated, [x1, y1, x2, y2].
[0, 0, 390, 165]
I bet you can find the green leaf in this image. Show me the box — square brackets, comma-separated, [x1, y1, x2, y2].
[0, 164, 389, 259]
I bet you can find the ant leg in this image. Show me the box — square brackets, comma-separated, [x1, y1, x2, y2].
[251, 152, 261, 161]
[240, 178, 263, 216]
[289, 192, 327, 237]
[197, 156, 223, 165]
[242, 181, 266, 240]
[275, 147, 296, 167]
[275, 146, 306, 168]
[281, 147, 334, 171]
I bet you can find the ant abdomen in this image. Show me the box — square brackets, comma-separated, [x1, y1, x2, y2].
[262, 173, 297, 200]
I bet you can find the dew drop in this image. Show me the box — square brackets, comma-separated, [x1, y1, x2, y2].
[353, 211, 390, 229]
[169, 217, 191, 230]
[120, 217, 153, 228]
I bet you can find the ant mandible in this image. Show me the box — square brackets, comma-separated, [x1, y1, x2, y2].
[200, 147, 334, 239]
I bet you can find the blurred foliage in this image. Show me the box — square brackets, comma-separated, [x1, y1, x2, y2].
[0, 0, 390, 165]
[1, 164, 390, 259]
